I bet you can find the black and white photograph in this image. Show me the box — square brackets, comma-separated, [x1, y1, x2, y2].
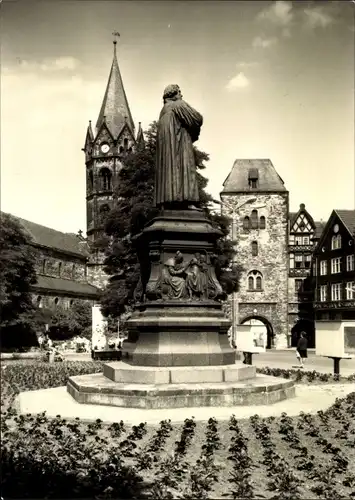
[1, 1, 355, 498]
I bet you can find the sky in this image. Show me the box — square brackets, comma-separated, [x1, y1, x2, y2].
[1, 0, 354, 233]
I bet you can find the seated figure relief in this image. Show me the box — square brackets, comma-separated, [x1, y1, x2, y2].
[158, 251, 224, 301]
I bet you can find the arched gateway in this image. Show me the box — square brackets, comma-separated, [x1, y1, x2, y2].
[240, 315, 275, 349]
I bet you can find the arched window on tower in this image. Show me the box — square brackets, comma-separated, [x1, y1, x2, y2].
[251, 210, 258, 229]
[88, 170, 94, 192]
[124, 138, 129, 150]
[247, 270, 263, 291]
[243, 216, 250, 230]
[251, 241, 258, 256]
[99, 204, 110, 225]
[259, 216, 266, 229]
[99, 168, 112, 191]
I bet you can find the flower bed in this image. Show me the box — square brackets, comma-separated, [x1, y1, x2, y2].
[257, 366, 355, 383]
[1, 391, 355, 498]
[1, 360, 355, 498]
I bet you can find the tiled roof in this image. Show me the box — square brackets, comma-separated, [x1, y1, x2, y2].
[222, 159, 287, 193]
[33, 276, 99, 298]
[335, 210, 355, 236]
[314, 221, 326, 239]
[289, 212, 297, 225]
[95, 43, 135, 138]
[5, 213, 89, 257]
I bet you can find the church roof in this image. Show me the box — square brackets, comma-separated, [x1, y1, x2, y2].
[222, 159, 287, 194]
[33, 275, 99, 297]
[7, 213, 88, 258]
[96, 41, 135, 139]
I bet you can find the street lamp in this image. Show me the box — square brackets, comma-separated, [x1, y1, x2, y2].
[215, 197, 266, 347]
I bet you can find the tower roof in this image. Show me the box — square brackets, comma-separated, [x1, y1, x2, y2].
[221, 159, 287, 194]
[136, 122, 145, 151]
[96, 41, 135, 139]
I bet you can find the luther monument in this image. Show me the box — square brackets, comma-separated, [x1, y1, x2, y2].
[68, 85, 295, 409]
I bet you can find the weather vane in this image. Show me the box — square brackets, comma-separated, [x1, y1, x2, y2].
[112, 31, 120, 44]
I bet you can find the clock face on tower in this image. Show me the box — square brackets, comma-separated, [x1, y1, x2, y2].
[100, 143, 110, 154]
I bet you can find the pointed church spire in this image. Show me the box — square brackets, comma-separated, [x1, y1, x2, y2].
[96, 38, 135, 139]
[136, 122, 145, 151]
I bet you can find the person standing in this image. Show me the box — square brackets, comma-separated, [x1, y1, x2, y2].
[296, 332, 308, 368]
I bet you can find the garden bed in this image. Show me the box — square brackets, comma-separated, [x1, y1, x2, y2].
[1, 360, 355, 498]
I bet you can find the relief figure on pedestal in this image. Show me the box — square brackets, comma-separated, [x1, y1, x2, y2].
[185, 256, 206, 300]
[154, 84, 203, 210]
[161, 251, 189, 299]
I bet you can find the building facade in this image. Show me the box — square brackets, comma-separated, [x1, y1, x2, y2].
[221, 159, 289, 349]
[288, 204, 324, 347]
[312, 210, 355, 321]
[7, 214, 100, 309]
[83, 41, 144, 290]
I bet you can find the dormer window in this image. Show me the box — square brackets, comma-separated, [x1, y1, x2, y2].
[248, 168, 259, 189]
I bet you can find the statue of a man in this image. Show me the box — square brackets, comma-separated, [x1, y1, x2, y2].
[154, 84, 203, 210]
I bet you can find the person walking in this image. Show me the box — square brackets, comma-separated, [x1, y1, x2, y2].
[296, 332, 308, 368]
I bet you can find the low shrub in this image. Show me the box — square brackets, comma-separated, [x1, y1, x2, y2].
[1, 360, 104, 407]
[256, 367, 355, 383]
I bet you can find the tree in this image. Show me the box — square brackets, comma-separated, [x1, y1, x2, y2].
[0, 213, 39, 350]
[99, 122, 242, 319]
[48, 300, 92, 341]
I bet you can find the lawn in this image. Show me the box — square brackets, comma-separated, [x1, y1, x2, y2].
[1, 361, 355, 499]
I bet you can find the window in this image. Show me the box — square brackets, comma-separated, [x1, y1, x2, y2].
[88, 170, 94, 191]
[36, 295, 43, 308]
[303, 236, 310, 245]
[259, 216, 266, 229]
[295, 254, 303, 269]
[312, 262, 317, 276]
[251, 241, 258, 256]
[346, 254, 355, 271]
[243, 216, 250, 230]
[72, 264, 76, 279]
[295, 279, 303, 294]
[247, 270, 263, 291]
[124, 138, 129, 150]
[289, 253, 295, 269]
[320, 285, 327, 302]
[69, 299, 74, 307]
[99, 204, 110, 224]
[331, 257, 341, 274]
[99, 168, 112, 191]
[304, 254, 312, 269]
[320, 260, 327, 275]
[331, 235, 341, 250]
[331, 283, 342, 301]
[289, 235, 295, 245]
[54, 297, 59, 306]
[248, 168, 258, 189]
[58, 262, 62, 277]
[346, 282, 355, 300]
[251, 210, 258, 229]
[295, 236, 302, 246]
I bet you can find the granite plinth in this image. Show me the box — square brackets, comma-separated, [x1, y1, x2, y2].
[67, 372, 295, 409]
[103, 361, 255, 384]
[122, 328, 236, 367]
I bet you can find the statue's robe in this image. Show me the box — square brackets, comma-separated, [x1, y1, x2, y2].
[154, 98, 203, 207]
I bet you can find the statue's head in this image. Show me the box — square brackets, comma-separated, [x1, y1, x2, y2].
[163, 84, 182, 103]
[175, 250, 184, 264]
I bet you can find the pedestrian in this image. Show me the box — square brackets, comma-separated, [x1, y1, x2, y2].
[296, 332, 308, 368]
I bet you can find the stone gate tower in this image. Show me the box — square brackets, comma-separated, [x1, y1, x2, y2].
[221, 159, 289, 349]
[83, 40, 145, 289]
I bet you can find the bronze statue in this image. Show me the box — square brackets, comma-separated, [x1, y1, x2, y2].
[154, 84, 203, 210]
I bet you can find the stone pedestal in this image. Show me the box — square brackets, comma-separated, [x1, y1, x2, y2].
[124, 208, 235, 366]
[68, 208, 295, 410]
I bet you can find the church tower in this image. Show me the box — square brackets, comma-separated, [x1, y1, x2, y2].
[83, 39, 141, 289]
